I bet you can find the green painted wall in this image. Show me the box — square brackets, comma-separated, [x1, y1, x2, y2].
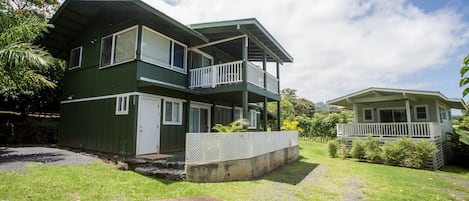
[59, 96, 137, 155]
[136, 62, 187, 87]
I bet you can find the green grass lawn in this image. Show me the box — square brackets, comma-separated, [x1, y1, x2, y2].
[1, 140, 468, 201]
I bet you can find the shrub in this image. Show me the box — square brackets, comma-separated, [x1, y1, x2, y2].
[212, 119, 249, 133]
[328, 140, 338, 158]
[382, 138, 437, 169]
[350, 140, 366, 160]
[365, 135, 382, 163]
[340, 143, 349, 159]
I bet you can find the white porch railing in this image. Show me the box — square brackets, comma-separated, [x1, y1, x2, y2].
[185, 131, 298, 165]
[336, 122, 441, 139]
[190, 60, 278, 94]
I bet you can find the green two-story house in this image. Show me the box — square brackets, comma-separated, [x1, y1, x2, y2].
[40, 0, 293, 156]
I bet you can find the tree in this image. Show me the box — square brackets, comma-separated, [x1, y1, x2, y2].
[0, 4, 61, 116]
[460, 54, 469, 97]
[280, 88, 297, 103]
[295, 98, 315, 117]
[3, 0, 60, 16]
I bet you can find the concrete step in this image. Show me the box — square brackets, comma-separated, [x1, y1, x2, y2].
[134, 166, 186, 181]
[125, 158, 185, 170]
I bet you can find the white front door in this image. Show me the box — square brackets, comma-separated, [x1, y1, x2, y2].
[137, 96, 161, 155]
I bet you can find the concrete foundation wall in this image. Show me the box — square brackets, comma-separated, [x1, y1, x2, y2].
[185, 145, 299, 182]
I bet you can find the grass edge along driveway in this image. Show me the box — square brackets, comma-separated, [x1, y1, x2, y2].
[1, 140, 468, 201]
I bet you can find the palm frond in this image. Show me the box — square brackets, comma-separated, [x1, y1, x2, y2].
[0, 42, 52, 69]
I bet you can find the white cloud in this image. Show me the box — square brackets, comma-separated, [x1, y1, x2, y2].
[143, 0, 469, 102]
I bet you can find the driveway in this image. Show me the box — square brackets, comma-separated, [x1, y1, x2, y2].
[0, 146, 97, 172]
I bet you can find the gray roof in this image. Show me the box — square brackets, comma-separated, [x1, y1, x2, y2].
[327, 87, 467, 110]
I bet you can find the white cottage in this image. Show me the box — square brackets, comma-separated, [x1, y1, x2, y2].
[327, 87, 467, 169]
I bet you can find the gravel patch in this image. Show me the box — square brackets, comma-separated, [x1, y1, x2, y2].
[0, 146, 97, 172]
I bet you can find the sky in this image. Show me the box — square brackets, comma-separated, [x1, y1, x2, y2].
[142, 0, 469, 105]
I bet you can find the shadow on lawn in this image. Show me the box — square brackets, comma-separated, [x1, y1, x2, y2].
[262, 156, 319, 185]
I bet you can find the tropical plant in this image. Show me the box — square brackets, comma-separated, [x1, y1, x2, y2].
[281, 119, 303, 133]
[350, 140, 366, 160]
[212, 119, 249, 133]
[459, 53, 469, 97]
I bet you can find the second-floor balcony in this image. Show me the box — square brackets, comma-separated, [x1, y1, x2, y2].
[189, 60, 279, 94]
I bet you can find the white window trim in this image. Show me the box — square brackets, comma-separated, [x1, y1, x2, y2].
[247, 109, 257, 129]
[439, 106, 448, 122]
[115, 95, 129, 115]
[362, 108, 374, 122]
[99, 25, 138, 69]
[141, 26, 188, 74]
[234, 107, 243, 120]
[163, 99, 183, 125]
[69, 46, 83, 69]
[414, 104, 429, 121]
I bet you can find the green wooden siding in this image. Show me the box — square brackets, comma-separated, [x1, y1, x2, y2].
[59, 97, 137, 156]
[136, 62, 187, 87]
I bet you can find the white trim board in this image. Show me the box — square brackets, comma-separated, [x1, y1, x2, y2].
[60, 92, 187, 104]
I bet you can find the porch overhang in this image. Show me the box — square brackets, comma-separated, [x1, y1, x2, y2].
[327, 87, 467, 110]
[189, 18, 294, 64]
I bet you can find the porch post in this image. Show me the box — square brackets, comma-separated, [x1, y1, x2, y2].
[276, 62, 280, 94]
[185, 99, 191, 133]
[405, 99, 413, 137]
[263, 52, 267, 89]
[242, 90, 248, 128]
[353, 104, 358, 123]
[263, 97, 268, 131]
[277, 100, 281, 131]
[242, 36, 249, 121]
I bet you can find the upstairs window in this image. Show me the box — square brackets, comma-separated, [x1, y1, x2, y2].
[414, 105, 429, 120]
[164, 100, 183, 125]
[141, 26, 187, 73]
[363, 108, 373, 122]
[100, 26, 138, 68]
[115, 95, 129, 115]
[69, 46, 82, 69]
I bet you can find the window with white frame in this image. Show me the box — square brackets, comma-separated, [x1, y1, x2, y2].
[115, 95, 129, 115]
[439, 106, 447, 123]
[141, 26, 187, 73]
[69, 46, 82, 69]
[414, 105, 429, 120]
[191, 50, 213, 68]
[247, 109, 257, 129]
[100, 26, 138, 68]
[164, 100, 183, 125]
[363, 108, 373, 122]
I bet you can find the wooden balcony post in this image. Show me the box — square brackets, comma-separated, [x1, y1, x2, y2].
[277, 100, 281, 131]
[263, 97, 268, 131]
[242, 36, 249, 121]
[276, 62, 280, 94]
[263, 51, 267, 89]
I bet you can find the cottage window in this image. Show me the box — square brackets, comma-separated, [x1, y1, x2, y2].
[191, 50, 213, 68]
[247, 110, 257, 129]
[164, 100, 183, 125]
[414, 105, 428, 120]
[439, 107, 447, 123]
[100, 26, 138, 68]
[115, 95, 129, 115]
[69, 46, 82, 69]
[379, 108, 407, 123]
[363, 108, 373, 122]
[141, 26, 187, 73]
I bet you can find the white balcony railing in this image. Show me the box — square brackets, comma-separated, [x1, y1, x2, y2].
[190, 60, 279, 94]
[190, 61, 243, 88]
[336, 122, 441, 139]
[266, 73, 279, 94]
[247, 62, 265, 88]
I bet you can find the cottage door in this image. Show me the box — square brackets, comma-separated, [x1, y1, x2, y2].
[137, 96, 161, 155]
[189, 104, 211, 133]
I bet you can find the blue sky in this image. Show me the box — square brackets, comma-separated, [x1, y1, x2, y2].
[146, 0, 469, 108]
